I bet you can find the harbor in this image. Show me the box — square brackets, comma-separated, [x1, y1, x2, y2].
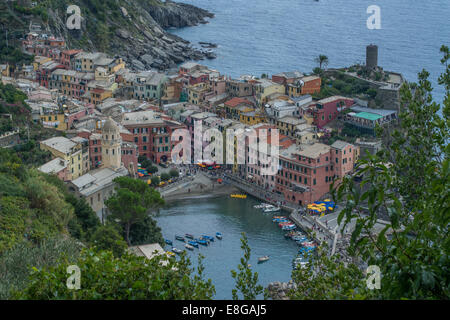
[155, 195, 300, 299]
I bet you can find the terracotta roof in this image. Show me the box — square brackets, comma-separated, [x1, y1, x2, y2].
[224, 97, 254, 108]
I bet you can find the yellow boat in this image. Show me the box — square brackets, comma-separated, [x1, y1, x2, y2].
[230, 194, 247, 199]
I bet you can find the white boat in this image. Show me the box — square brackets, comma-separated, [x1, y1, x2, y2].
[263, 205, 281, 213]
[254, 203, 271, 209]
[258, 256, 270, 263]
[184, 244, 194, 250]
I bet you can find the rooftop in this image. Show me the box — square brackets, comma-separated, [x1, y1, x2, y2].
[72, 167, 129, 197]
[38, 157, 67, 174]
[40, 136, 78, 154]
[331, 140, 352, 150]
[295, 143, 331, 159]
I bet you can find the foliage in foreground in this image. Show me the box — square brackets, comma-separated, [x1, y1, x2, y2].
[14, 248, 215, 300]
[0, 237, 81, 299]
[330, 45, 450, 299]
[231, 233, 265, 300]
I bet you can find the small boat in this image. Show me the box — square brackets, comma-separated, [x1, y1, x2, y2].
[254, 203, 271, 209]
[293, 236, 308, 242]
[278, 221, 293, 226]
[263, 205, 281, 213]
[273, 218, 289, 223]
[196, 239, 209, 246]
[165, 239, 173, 246]
[175, 235, 185, 242]
[216, 232, 222, 240]
[188, 240, 199, 248]
[258, 256, 270, 263]
[273, 216, 287, 219]
[172, 247, 183, 254]
[282, 224, 296, 231]
[185, 233, 194, 239]
[202, 235, 215, 242]
[185, 244, 194, 250]
[166, 251, 175, 257]
[230, 194, 247, 199]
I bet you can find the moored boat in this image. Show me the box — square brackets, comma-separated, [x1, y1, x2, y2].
[188, 240, 199, 248]
[202, 235, 215, 242]
[185, 233, 194, 239]
[175, 235, 185, 242]
[216, 232, 222, 240]
[165, 239, 173, 246]
[185, 244, 194, 250]
[282, 224, 296, 231]
[263, 205, 281, 213]
[172, 247, 183, 254]
[258, 256, 270, 263]
[196, 239, 209, 246]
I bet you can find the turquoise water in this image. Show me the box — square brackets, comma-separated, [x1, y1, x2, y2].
[170, 0, 450, 102]
[155, 196, 300, 299]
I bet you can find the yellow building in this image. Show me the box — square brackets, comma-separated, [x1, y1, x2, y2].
[40, 113, 67, 131]
[254, 79, 285, 106]
[33, 56, 52, 71]
[40, 136, 85, 180]
[239, 111, 266, 125]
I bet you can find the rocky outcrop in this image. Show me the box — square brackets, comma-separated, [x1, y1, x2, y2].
[16, 0, 215, 71]
[144, 0, 214, 28]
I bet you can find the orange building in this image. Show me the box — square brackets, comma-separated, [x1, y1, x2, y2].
[288, 76, 321, 97]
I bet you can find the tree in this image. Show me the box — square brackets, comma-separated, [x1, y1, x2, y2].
[331, 46, 450, 299]
[90, 224, 128, 257]
[128, 216, 164, 246]
[14, 248, 215, 300]
[105, 177, 164, 245]
[289, 245, 369, 300]
[169, 168, 179, 178]
[230, 233, 264, 300]
[315, 55, 329, 70]
[150, 175, 160, 187]
[148, 165, 158, 174]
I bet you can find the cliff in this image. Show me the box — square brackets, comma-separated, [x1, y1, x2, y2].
[0, 0, 215, 70]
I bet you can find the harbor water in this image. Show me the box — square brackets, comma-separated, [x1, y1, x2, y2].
[155, 195, 300, 299]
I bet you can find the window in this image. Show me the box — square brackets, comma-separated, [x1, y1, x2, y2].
[134, 137, 138, 143]
[313, 178, 316, 185]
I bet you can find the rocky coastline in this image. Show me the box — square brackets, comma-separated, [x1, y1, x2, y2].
[37, 0, 215, 71]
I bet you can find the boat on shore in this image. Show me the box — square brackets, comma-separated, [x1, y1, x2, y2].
[165, 239, 173, 246]
[185, 244, 194, 250]
[175, 235, 185, 242]
[188, 240, 199, 248]
[282, 224, 296, 231]
[216, 232, 223, 240]
[185, 233, 194, 239]
[258, 256, 270, 263]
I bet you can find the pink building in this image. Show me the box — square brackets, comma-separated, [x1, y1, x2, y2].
[245, 124, 296, 191]
[275, 140, 356, 205]
[313, 96, 354, 128]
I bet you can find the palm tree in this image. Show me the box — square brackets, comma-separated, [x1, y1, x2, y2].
[315, 55, 329, 70]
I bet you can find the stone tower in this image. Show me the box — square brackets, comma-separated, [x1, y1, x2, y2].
[366, 44, 378, 70]
[101, 118, 122, 170]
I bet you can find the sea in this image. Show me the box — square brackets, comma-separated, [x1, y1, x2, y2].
[169, 0, 450, 102]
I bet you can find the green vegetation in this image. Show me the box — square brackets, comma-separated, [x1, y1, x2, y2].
[169, 168, 179, 178]
[315, 54, 329, 70]
[13, 248, 215, 299]
[160, 172, 170, 181]
[231, 233, 265, 300]
[105, 176, 164, 245]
